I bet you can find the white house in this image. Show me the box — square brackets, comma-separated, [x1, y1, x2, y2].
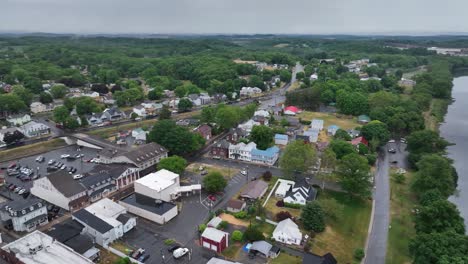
[274, 179, 296, 198]
[310, 119, 324, 131]
[237, 119, 261, 134]
[229, 142, 257, 162]
[30, 102, 48, 114]
[131, 128, 147, 144]
[274, 134, 288, 145]
[1, 231, 93, 264]
[283, 185, 317, 206]
[132, 105, 147, 118]
[254, 110, 270, 118]
[240, 87, 262, 97]
[72, 198, 136, 247]
[6, 114, 31, 126]
[310, 73, 318, 81]
[19, 121, 51, 138]
[0, 198, 48, 232]
[272, 218, 302, 245]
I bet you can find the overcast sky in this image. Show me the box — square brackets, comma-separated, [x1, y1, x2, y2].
[1, 0, 467, 35]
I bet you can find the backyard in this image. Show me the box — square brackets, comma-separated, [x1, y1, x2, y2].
[296, 111, 360, 131]
[386, 170, 416, 264]
[310, 190, 372, 264]
[270, 253, 302, 264]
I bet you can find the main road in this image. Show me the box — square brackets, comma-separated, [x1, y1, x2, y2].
[364, 142, 408, 264]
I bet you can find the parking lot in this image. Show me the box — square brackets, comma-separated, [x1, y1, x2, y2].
[0, 145, 100, 201]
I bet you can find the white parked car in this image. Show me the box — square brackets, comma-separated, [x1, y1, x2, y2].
[61, 154, 70, 159]
[73, 174, 84, 180]
[388, 139, 395, 143]
[173, 248, 189, 259]
[18, 188, 26, 195]
[240, 169, 247, 175]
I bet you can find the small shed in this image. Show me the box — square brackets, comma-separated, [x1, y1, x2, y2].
[358, 115, 371, 124]
[226, 200, 246, 213]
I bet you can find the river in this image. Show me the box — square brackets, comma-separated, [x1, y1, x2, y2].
[440, 76, 468, 227]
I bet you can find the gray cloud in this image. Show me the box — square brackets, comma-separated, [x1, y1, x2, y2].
[1, 0, 467, 34]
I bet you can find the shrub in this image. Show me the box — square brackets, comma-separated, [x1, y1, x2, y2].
[366, 153, 377, 165]
[198, 224, 206, 233]
[284, 202, 303, 209]
[244, 225, 265, 241]
[218, 220, 228, 229]
[301, 202, 326, 232]
[164, 239, 175, 245]
[262, 171, 272, 181]
[114, 257, 131, 264]
[316, 198, 344, 221]
[354, 248, 365, 260]
[276, 211, 292, 221]
[299, 119, 311, 125]
[215, 209, 224, 216]
[394, 173, 405, 184]
[276, 200, 285, 207]
[232, 230, 243, 242]
[234, 211, 247, 219]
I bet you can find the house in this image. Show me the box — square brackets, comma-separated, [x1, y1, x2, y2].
[133, 169, 201, 202]
[351, 136, 369, 147]
[274, 134, 288, 145]
[240, 87, 262, 97]
[194, 124, 212, 141]
[272, 218, 302, 245]
[6, 114, 31, 126]
[31, 170, 89, 211]
[99, 142, 168, 170]
[199, 93, 212, 105]
[0, 198, 48, 232]
[46, 219, 100, 262]
[119, 193, 178, 225]
[227, 128, 247, 143]
[295, 135, 311, 144]
[249, 240, 280, 258]
[83, 91, 100, 98]
[131, 128, 147, 144]
[303, 253, 337, 264]
[0, 231, 94, 264]
[251, 146, 280, 166]
[102, 107, 126, 121]
[398, 78, 416, 87]
[132, 105, 147, 118]
[72, 198, 136, 246]
[226, 199, 246, 213]
[254, 110, 270, 118]
[200, 227, 229, 253]
[210, 139, 230, 159]
[229, 142, 257, 162]
[240, 180, 268, 200]
[274, 179, 296, 198]
[207, 216, 223, 228]
[284, 184, 317, 206]
[30, 102, 48, 114]
[283, 106, 300, 116]
[347, 129, 360, 138]
[358, 115, 371, 124]
[19, 121, 50, 138]
[86, 113, 103, 126]
[311, 119, 324, 131]
[310, 73, 318, 80]
[188, 94, 201, 106]
[252, 115, 269, 126]
[238, 119, 261, 134]
[270, 106, 282, 116]
[327, 125, 339, 136]
[212, 93, 227, 103]
[303, 130, 319, 143]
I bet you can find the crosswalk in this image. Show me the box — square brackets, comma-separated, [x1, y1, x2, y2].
[227, 174, 244, 186]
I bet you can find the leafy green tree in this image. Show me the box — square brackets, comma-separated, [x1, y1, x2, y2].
[0, 94, 27, 113]
[50, 84, 68, 99]
[301, 202, 326, 232]
[64, 116, 80, 130]
[75, 97, 102, 116]
[316, 198, 344, 221]
[148, 87, 163, 100]
[244, 225, 265, 242]
[330, 140, 356, 159]
[407, 130, 449, 155]
[53, 106, 70, 123]
[148, 120, 205, 155]
[279, 70, 292, 82]
[334, 129, 351, 141]
[337, 153, 372, 198]
[232, 230, 243, 242]
[415, 199, 465, 234]
[336, 90, 369, 115]
[249, 125, 274, 150]
[296, 72, 305, 80]
[201, 106, 216, 123]
[12, 85, 33, 106]
[248, 75, 265, 90]
[410, 231, 468, 264]
[24, 77, 42, 93]
[203, 171, 227, 193]
[3, 131, 25, 145]
[368, 91, 399, 110]
[157, 156, 187, 174]
[358, 143, 369, 155]
[412, 154, 455, 198]
[215, 106, 240, 131]
[177, 98, 193, 112]
[159, 104, 171, 120]
[279, 140, 317, 179]
[174, 85, 188, 98]
[39, 92, 53, 104]
[361, 120, 390, 147]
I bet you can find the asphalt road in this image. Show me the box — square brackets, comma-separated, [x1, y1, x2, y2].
[364, 141, 408, 264]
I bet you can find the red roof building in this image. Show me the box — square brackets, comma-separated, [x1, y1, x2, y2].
[200, 227, 229, 253]
[351, 137, 368, 146]
[284, 106, 299, 113]
[194, 124, 212, 141]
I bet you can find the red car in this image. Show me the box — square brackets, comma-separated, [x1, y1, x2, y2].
[8, 163, 16, 169]
[208, 195, 217, 201]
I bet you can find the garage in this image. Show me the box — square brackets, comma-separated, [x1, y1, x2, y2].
[200, 227, 229, 253]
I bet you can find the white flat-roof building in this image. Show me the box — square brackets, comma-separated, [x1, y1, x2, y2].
[1, 231, 93, 264]
[311, 119, 324, 131]
[275, 179, 296, 198]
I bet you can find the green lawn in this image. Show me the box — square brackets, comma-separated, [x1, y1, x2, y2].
[269, 252, 302, 264]
[386, 171, 416, 264]
[296, 111, 360, 131]
[311, 190, 372, 263]
[222, 243, 242, 260]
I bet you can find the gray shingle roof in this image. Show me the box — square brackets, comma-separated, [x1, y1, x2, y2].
[47, 170, 87, 197]
[73, 208, 114, 234]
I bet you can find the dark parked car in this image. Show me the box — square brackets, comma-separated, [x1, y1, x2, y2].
[138, 254, 150, 262]
[167, 244, 181, 252]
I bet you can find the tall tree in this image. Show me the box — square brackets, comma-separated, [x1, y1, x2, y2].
[249, 125, 274, 150]
[337, 153, 372, 198]
[415, 199, 465, 234]
[301, 202, 326, 232]
[412, 154, 455, 198]
[361, 120, 390, 148]
[157, 156, 187, 174]
[159, 104, 171, 120]
[203, 171, 227, 193]
[50, 84, 68, 99]
[177, 98, 193, 112]
[279, 140, 317, 179]
[12, 85, 33, 106]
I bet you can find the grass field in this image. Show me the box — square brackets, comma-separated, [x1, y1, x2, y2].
[186, 162, 239, 179]
[311, 191, 372, 264]
[270, 252, 302, 264]
[264, 196, 302, 219]
[423, 99, 450, 132]
[0, 139, 67, 163]
[223, 243, 243, 260]
[296, 111, 360, 131]
[98, 247, 121, 264]
[386, 171, 416, 264]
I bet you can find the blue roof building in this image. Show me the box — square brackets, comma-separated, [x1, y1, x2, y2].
[327, 125, 340, 136]
[251, 146, 280, 166]
[274, 134, 289, 145]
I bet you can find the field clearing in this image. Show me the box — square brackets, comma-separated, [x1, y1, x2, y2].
[233, 59, 258, 64]
[386, 170, 416, 264]
[270, 253, 302, 264]
[274, 43, 290, 48]
[0, 139, 66, 163]
[311, 191, 372, 263]
[297, 111, 360, 131]
[187, 162, 239, 179]
[264, 196, 302, 219]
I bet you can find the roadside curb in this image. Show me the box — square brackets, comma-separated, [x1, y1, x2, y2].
[362, 198, 376, 264]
